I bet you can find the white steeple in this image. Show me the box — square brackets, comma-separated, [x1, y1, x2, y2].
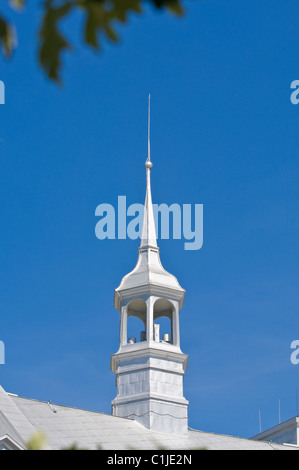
[140, 94, 157, 247]
[111, 97, 189, 435]
[114, 96, 185, 311]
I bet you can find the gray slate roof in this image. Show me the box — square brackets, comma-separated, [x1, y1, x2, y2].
[0, 385, 297, 450]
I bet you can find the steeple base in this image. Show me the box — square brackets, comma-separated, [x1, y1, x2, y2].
[112, 396, 188, 436]
[111, 347, 189, 436]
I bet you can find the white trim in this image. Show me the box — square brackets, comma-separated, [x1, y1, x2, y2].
[0, 435, 24, 450]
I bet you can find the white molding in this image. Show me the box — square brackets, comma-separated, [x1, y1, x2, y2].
[0, 435, 24, 450]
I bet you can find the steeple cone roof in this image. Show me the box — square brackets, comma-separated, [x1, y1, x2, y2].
[140, 94, 157, 250]
[114, 97, 185, 311]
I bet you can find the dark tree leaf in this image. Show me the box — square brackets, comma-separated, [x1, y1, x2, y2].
[0, 15, 15, 56]
[82, 0, 142, 52]
[151, 0, 184, 14]
[38, 2, 73, 83]
[2, 0, 187, 82]
[108, 0, 142, 23]
[83, 2, 112, 50]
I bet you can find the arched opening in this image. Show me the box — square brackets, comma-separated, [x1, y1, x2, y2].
[126, 299, 147, 344]
[153, 299, 174, 344]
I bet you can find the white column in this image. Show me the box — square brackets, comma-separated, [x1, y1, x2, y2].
[172, 303, 180, 347]
[146, 297, 154, 343]
[120, 305, 128, 347]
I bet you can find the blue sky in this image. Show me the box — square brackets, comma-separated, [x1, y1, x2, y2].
[0, 0, 299, 439]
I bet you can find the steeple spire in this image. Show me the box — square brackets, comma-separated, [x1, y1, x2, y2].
[140, 94, 157, 250]
[113, 96, 185, 309]
[148, 93, 151, 162]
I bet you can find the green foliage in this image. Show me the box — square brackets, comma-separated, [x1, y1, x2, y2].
[26, 430, 206, 450]
[0, 16, 15, 56]
[26, 431, 48, 450]
[0, 0, 187, 83]
[39, 1, 73, 83]
[0, 0, 25, 55]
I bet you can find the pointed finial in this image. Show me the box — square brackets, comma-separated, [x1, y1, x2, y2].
[146, 94, 153, 169]
[148, 93, 151, 161]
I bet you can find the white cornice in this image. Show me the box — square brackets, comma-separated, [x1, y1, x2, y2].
[114, 284, 185, 311]
[111, 345, 188, 373]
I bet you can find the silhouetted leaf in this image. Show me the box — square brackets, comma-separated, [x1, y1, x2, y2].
[109, 0, 142, 23]
[38, 1, 73, 83]
[167, 1, 184, 16]
[151, 0, 184, 13]
[82, 0, 142, 52]
[82, 1, 117, 50]
[0, 15, 15, 56]
[1, 0, 187, 82]
[84, 3, 105, 49]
